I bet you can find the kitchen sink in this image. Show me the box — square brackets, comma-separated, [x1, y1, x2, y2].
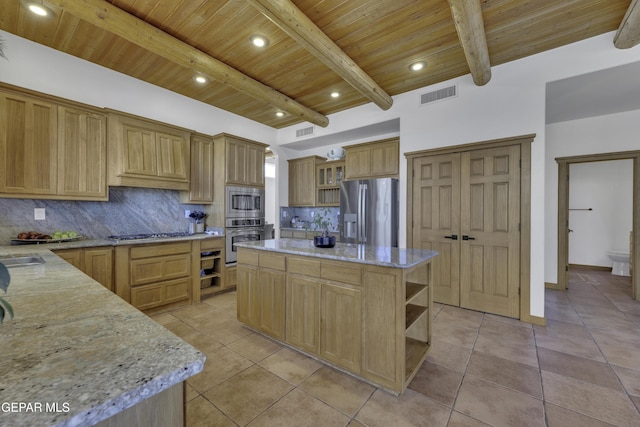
[0, 255, 46, 268]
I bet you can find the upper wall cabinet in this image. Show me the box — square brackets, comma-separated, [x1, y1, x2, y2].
[0, 86, 108, 200]
[0, 91, 57, 196]
[108, 112, 190, 191]
[58, 105, 108, 200]
[289, 156, 325, 207]
[344, 137, 399, 180]
[180, 133, 214, 204]
[218, 134, 267, 187]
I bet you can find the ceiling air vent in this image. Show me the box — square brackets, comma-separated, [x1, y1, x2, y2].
[296, 126, 314, 138]
[420, 85, 457, 105]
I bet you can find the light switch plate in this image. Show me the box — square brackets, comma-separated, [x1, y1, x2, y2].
[184, 210, 191, 218]
[34, 208, 46, 220]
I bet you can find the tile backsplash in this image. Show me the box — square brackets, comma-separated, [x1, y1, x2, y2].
[280, 206, 339, 233]
[0, 187, 205, 245]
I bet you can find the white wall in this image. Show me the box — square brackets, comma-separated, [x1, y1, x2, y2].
[0, 30, 277, 145]
[568, 160, 633, 266]
[545, 109, 640, 282]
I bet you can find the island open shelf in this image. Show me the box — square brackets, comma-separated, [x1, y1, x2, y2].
[235, 239, 436, 394]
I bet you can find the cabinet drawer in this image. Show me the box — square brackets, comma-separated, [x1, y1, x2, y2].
[200, 238, 224, 251]
[130, 241, 191, 259]
[287, 256, 321, 277]
[259, 252, 286, 271]
[130, 277, 190, 311]
[130, 254, 191, 286]
[321, 261, 362, 286]
[237, 249, 259, 266]
[292, 230, 308, 239]
[280, 230, 293, 238]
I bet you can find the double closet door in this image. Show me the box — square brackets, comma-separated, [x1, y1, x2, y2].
[411, 145, 521, 318]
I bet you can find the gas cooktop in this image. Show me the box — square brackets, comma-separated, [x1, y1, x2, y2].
[107, 232, 192, 241]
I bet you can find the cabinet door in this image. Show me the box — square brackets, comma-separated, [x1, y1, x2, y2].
[182, 136, 214, 203]
[286, 275, 320, 353]
[246, 143, 265, 186]
[288, 158, 316, 206]
[54, 248, 83, 270]
[344, 147, 370, 180]
[121, 124, 158, 176]
[370, 140, 399, 177]
[156, 131, 189, 180]
[259, 269, 286, 339]
[225, 139, 247, 185]
[0, 92, 57, 195]
[83, 247, 114, 291]
[57, 106, 107, 199]
[236, 265, 260, 327]
[320, 283, 361, 373]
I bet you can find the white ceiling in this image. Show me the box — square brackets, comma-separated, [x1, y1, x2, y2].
[546, 61, 640, 124]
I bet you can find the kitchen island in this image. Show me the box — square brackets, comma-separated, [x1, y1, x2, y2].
[0, 246, 205, 427]
[235, 239, 437, 394]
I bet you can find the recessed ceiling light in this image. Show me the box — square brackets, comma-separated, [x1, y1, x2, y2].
[194, 76, 207, 84]
[21, 1, 53, 17]
[250, 35, 269, 48]
[276, 111, 284, 117]
[410, 61, 427, 71]
[330, 92, 340, 98]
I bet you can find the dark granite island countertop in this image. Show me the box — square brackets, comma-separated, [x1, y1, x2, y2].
[0, 246, 205, 427]
[235, 238, 438, 268]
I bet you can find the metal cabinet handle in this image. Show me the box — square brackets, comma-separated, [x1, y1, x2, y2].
[444, 235, 458, 240]
[462, 235, 475, 240]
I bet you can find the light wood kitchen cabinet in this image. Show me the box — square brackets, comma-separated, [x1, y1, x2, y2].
[58, 105, 108, 200]
[236, 250, 286, 340]
[288, 156, 325, 206]
[218, 134, 266, 187]
[316, 161, 344, 206]
[114, 241, 192, 312]
[236, 243, 434, 394]
[54, 247, 114, 291]
[194, 237, 226, 301]
[108, 112, 190, 190]
[180, 134, 214, 203]
[0, 90, 57, 196]
[344, 137, 399, 179]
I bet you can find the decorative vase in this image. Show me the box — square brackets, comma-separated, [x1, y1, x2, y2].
[313, 235, 336, 248]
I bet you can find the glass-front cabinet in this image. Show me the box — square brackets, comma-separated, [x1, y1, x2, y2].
[316, 161, 344, 206]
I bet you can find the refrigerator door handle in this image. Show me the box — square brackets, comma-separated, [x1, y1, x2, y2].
[358, 184, 367, 243]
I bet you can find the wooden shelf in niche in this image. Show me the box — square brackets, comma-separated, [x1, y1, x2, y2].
[200, 251, 222, 295]
[406, 281, 428, 303]
[405, 338, 429, 380]
[405, 304, 428, 330]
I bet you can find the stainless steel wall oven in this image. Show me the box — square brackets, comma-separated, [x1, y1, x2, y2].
[224, 186, 266, 264]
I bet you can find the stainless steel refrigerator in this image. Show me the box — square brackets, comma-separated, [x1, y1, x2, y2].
[339, 178, 398, 247]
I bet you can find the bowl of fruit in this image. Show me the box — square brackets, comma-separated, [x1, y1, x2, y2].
[12, 230, 82, 244]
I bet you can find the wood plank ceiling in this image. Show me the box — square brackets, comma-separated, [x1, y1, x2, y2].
[0, 0, 637, 129]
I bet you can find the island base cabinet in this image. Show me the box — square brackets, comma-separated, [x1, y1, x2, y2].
[94, 382, 184, 427]
[320, 283, 361, 374]
[286, 276, 320, 353]
[236, 264, 285, 340]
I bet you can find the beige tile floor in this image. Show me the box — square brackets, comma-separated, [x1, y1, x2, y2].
[151, 268, 640, 426]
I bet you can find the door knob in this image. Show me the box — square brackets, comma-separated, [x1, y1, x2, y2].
[462, 235, 475, 240]
[444, 235, 458, 240]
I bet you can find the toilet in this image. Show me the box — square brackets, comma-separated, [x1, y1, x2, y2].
[608, 251, 630, 276]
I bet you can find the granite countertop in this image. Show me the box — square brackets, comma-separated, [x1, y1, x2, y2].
[0, 246, 206, 427]
[6, 233, 224, 250]
[235, 239, 438, 269]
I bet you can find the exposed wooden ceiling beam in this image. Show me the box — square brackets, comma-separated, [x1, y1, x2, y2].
[447, 0, 491, 86]
[47, 0, 329, 127]
[248, 0, 393, 110]
[614, 0, 640, 49]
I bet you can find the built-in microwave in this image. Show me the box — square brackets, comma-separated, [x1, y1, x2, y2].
[225, 186, 265, 218]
